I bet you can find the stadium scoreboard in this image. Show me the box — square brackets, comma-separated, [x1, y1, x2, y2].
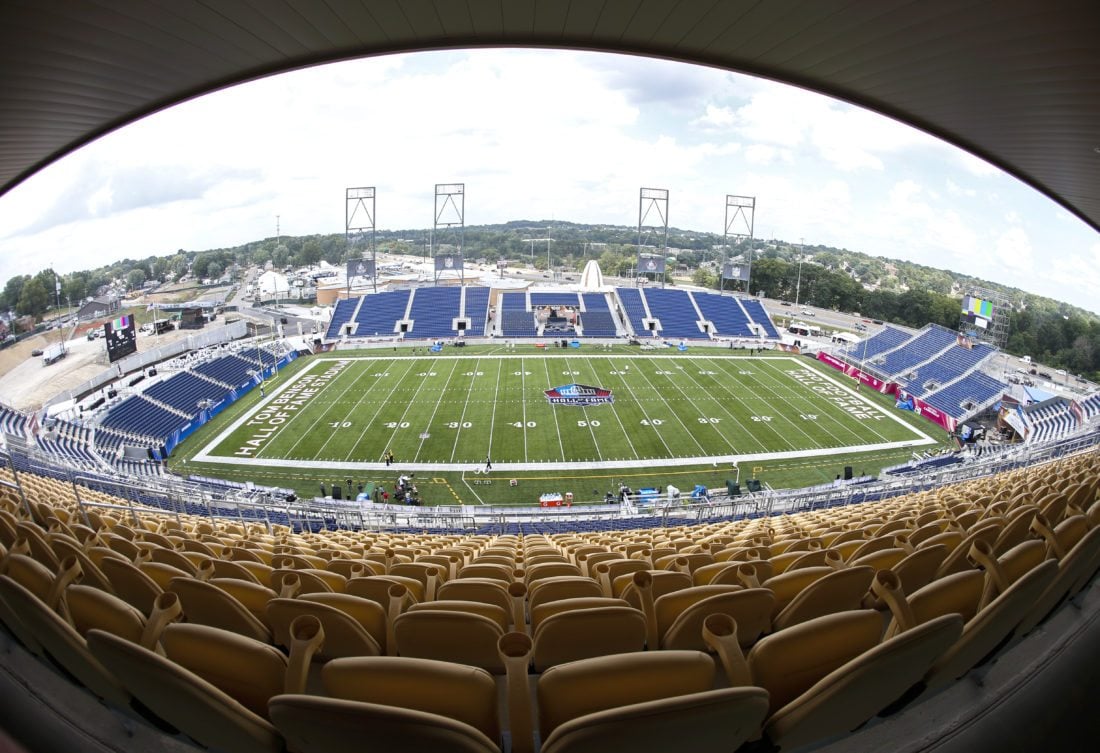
[104, 314, 137, 363]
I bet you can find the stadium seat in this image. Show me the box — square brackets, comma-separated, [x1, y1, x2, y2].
[87, 627, 286, 753]
[532, 605, 647, 671]
[772, 565, 876, 631]
[528, 575, 605, 613]
[437, 578, 514, 619]
[0, 575, 130, 707]
[393, 609, 506, 672]
[1016, 525, 1100, 635]
[169, 576, 273, 642]
[536, 650, 769, 753]
[658, 587, 775, 651]
[266, 596, 382, 659]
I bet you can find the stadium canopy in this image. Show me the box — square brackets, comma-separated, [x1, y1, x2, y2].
[1, 2, 1098, 233]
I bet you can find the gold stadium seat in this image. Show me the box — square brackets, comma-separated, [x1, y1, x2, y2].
[169, 576, 272, 642]
[393, 609, 506, 672]
[0, 575, 130, 707]
[1016, 525, 1100, 635]
[346, 574, 425, 604]
[532, 605, 646, 671]
[657, 587, 775, 651]
[266, 596, 382, 659]
[772, 565, 875, 632]
[407, 599, 509, 631]
[526, 562, 584, 584]
[528, 575, 604, 613]
[759, 566, 834, 618]
[437, 578, 513, 619]
[536, 649, 768, 753]
[922, 560, 1057, 692]
[530, 597, 631, 633]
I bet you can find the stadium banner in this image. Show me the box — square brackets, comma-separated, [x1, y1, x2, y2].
[544, 383, 614, 406]
[637, 254, 666, 274]
[721, 262, 750, 281]
[346, 259, 375, 280]
[816, 352, 895, 394]
[901, 392, 958, 434]
[434, 253, 463, 272]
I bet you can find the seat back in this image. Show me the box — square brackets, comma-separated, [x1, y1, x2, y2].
[101, 556, 163, 615]
[747, 609, 882, 714]
[772, 566, 875, 631]
[393, 610, 505, 672]
[88, 629, 282, 753]
[269, 695, 500, 753]
[408, 600, 509, 631]
[761, 566, 833, 617]
[266, 597, 381, 659]
[659, 588, 775, 651]
[0, 575, 129, 707]
[762, 614, 964, 751]
[438, 579, 512, 617]
[169, 576, 272, 642]
[533, 606, 646, 671]
[65, 584, 145, 644]
[322, 655, 500, 741]
[528, 576, 604, 613]
[924, 560, 1058, 690]
[536, 650, 716, 740]
[892, 544, 948, 595]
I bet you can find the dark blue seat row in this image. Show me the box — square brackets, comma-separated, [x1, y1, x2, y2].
[643, 288, 703, 339]
[693, 292, 754, 337]
[145, 372, 229, 416]
[408, 286, 461, 339]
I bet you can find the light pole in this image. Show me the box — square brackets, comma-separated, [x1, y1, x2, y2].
[794, 238, 804, 308]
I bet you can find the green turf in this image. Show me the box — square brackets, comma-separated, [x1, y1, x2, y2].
[168, 347, 950, 506]
[200, 353, 927, 465]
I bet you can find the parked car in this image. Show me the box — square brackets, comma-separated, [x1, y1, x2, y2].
[31, 348, 43, 356]
[780, 301, 792, 306]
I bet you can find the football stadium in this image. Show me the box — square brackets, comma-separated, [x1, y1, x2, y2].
[0, 4, 1098, 753]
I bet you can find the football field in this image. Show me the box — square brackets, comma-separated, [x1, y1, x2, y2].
[191, 353, 936, 472]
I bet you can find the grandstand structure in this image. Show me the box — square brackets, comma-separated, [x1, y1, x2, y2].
[325, 285, 779, 343]
[836, 324, 1008, 424]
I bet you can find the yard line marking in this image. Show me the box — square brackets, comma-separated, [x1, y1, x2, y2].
[563, 356, 607, 461]
[707, 357, 831, 448]
[520, 358, 529, 462]
[629, 361, 709, 455]
[673, 360, 773, 453]
[753, 358, 895, 446]
[605, 360, 675, 457]
[342, 359, 420, 461]
[414, 359, 461, 462]
[572, 355, 638, 460]
[284, 360, 384, 459]
[542, 358, 567, 461]
[378, 358, 443, 456]
[487, 359, 502, 461]
[449, 358, 481, 463]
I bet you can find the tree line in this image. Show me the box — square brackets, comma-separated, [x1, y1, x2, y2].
[4, 222, 1098, 380]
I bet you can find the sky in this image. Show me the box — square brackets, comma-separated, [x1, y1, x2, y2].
[0, 48, 1097, 310]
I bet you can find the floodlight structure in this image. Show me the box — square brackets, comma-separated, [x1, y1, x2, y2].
[959, 286, 1010, 349]
[637, 188, 669, 287]
[721, 195, 756, 293]
[345, 187, 377, 294]
[431, 183, 465, 285]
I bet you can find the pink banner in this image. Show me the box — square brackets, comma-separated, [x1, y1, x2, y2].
[816, 352, 894, 394]
[906, 395, 958, 434]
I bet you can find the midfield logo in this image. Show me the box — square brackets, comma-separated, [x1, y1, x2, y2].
[544, 383, 614, 406]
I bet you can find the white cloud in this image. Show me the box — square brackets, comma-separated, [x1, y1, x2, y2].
[0, 49, 1096, 312]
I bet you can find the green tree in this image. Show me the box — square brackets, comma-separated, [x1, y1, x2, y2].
[127, 268, 147, 290]
[16, 277, 49, 315]
[1, 275, 28, 311]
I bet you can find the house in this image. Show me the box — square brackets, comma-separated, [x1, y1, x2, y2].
[77, 296, 120, 321]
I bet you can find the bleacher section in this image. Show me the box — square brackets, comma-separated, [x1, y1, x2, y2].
[1023, 401, 1078, 443]
[99, 395, 190, 444]
[407, 286, 461, 339]
[464, 286, 491, 336]
[615, 287, 651, 336]
[694, 291, 755, 338]
[579, 293, 618, 337]
[325, 297, 358, 338]
[642, 288, 704, 339]
[741, 298, 782, 339]
[848, 326, 911, 361]
[194, 355, 256, 388]
[875, 325, 958, 376]
[500, 292, 537, 337]
[0, 404, 28, 437]
[530, 292, 580, 307]
[901, 342, 995, 397]
[352, 289, 410, 337]
[923, 371, 1006, 418]
[144, 372, 230, 416]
